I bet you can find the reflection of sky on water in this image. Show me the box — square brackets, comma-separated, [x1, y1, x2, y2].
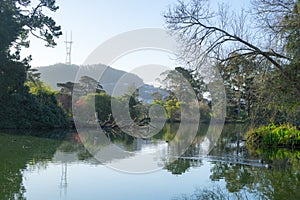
[91, 139, 170, 173]
[79, 124, 202, 173]
[23, 160, 214, 200]
[12, 123, 300, 200]
[105, 140, 169, 173]
[136, 140, 168, 154]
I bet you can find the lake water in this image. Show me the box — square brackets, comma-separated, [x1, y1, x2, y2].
[1, 124, 300, 200]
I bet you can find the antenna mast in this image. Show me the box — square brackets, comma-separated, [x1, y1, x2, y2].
[64, 32, 73, 65]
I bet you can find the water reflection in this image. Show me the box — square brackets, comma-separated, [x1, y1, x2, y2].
[172, 123, 300, 199]
[165, 158, 203, 175]
[77, 122, 206, 173]
[1, 123, 300, 199]
[207, 161, 300, 199]
[0, 131, 63, 200]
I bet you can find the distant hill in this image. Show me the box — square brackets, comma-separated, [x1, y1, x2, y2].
[37, 63, 142, 93]
[37, 64, 78, 90]
[37, 63, 169, 101]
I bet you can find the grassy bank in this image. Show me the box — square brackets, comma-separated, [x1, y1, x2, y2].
[246, 123, 300, 148]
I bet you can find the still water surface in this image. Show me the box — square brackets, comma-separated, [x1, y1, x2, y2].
[1, 124, 300, 200]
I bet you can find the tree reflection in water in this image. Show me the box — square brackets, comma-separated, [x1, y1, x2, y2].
[169, 123, 300, 199]
[0, 130, 65, 200]
[2, 123, 300, 199]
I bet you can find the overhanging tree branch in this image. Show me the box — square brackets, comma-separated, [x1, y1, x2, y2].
[164, 0, 300, 94]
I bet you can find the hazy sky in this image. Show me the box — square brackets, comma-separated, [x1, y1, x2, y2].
[23, 0, 250, 71]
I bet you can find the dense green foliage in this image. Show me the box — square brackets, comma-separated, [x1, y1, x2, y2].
[0, 0, 66, 129]
[0, 0, 61, 95]
[158, 67, 211, 122]
[64, 77, 143, 125]
[246, 123, 300, 148]
[0, 87, 67, 129]
[85, 92, 112, 122]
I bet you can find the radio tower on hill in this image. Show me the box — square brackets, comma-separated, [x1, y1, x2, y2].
[64, 32, 73, 65]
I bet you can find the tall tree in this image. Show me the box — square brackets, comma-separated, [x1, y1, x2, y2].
[164, 0, 300, 124]
[164, 0, 299, 94]
[161, 67, 206, 101]
[0, 0, 65, 128]
[0, 0, 62, 98]
[220, 53, 259, 119]
[175, 67, 207, 101]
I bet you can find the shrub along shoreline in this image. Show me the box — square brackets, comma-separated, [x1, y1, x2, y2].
[246, 123, 300, 149]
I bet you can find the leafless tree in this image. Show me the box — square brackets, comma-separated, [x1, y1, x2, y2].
[164, 0, 299, 93]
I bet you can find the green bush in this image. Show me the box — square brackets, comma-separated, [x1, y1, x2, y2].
[246, 123, 300, 148]
[0, 87, 67, 129]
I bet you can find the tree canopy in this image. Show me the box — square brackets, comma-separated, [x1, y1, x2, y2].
[164, 0, 300, 125]
[0, 0, 61, 96]
[165, 0, 299, 91]
[0, 0, 65, 129]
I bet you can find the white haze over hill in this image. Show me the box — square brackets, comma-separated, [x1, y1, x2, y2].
[37, 63, 169, 103]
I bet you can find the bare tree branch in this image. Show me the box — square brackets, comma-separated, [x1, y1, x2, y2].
[164, 0, 300, 94]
